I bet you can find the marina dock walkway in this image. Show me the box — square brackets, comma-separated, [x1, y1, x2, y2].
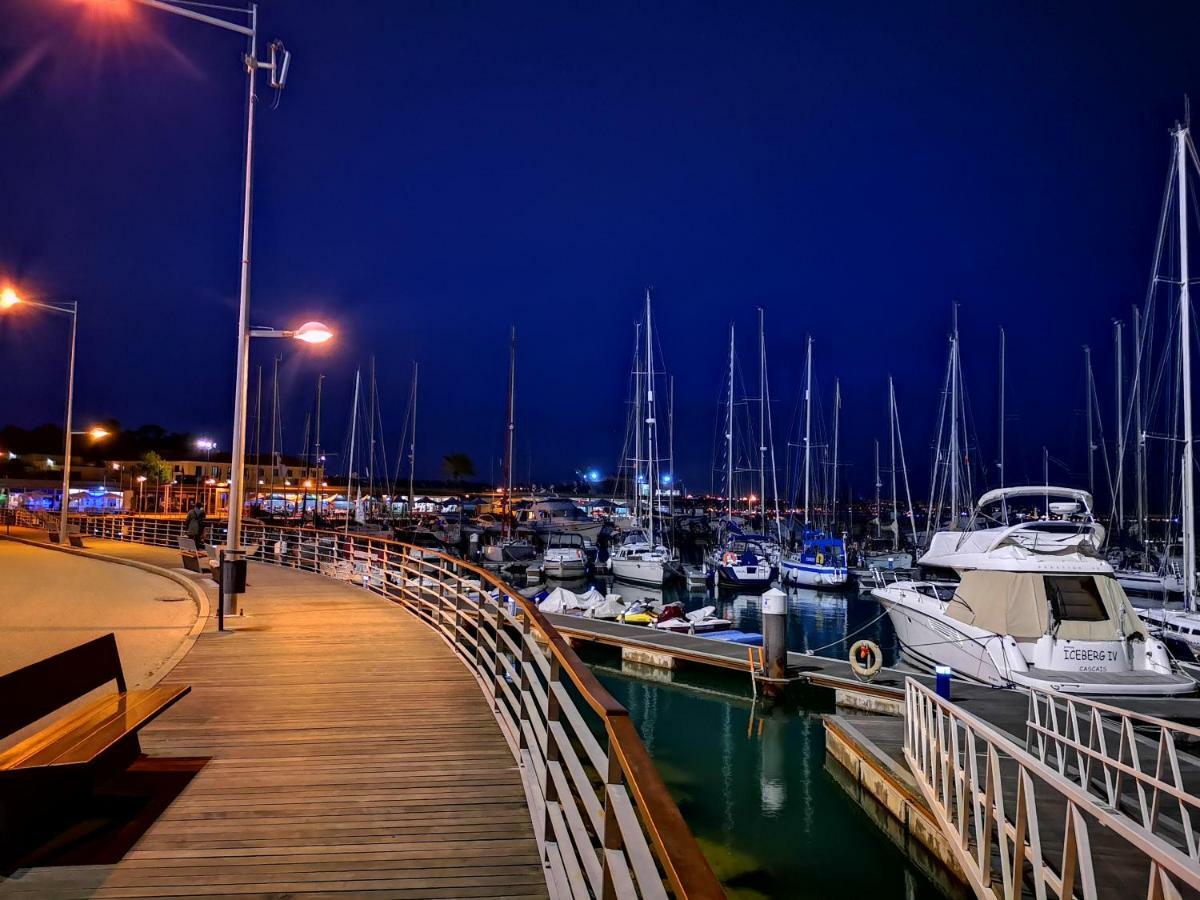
[0, 534, 548, 899]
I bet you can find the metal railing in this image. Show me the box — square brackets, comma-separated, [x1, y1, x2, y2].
[70, 514, 724, 900]
[1027, 686, 1200, 866]
[904, 677, 1200, 899]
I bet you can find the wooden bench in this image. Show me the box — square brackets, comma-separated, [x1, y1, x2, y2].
[179, 535, 220, 583]
[0, 634, 190, 847]
[46, 526, 86, 548]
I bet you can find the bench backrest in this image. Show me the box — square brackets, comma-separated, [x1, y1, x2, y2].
[0, 634, 126, 738]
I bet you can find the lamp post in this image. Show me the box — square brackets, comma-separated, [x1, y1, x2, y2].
[0, 287, 87, 542]
[93, 1, 289, 613]
[136, 475, 147, 513]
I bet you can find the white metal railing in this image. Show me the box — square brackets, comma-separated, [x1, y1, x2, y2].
[904, 677, 1200, 899]
[69, 514, 724, 900]
[1027, 686, 1200, 865]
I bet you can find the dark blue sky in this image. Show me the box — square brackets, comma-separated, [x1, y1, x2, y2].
[2, 0, 1198, 497]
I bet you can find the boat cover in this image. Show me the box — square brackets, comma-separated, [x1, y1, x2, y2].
[947, 570, 1147, 642]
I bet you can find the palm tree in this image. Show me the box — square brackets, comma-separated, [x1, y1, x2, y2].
[442, 452, 475, 483]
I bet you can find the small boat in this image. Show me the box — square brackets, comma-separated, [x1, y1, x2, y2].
[585, 594, 626, 620]
[780, 530, 849, 589]
[543, 532, 588, 578]
[608, 530, 684, 586]
[483, 538, 537, 563]
[538, 586, 595, 614]
[619, 599, 662, 625]
[708, 537, 777, 590]
[653, 604, 733, 634]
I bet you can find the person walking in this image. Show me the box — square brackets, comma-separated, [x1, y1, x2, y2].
[185, 500, 207, 552]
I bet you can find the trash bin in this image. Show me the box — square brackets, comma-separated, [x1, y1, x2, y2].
[222, 553, 248, 594]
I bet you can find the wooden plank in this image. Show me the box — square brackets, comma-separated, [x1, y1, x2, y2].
[3, 541, 548, 898]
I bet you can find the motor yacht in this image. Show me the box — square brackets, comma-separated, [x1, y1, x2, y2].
[607, 529, 683, 586]
[872, 487, 1194, 696]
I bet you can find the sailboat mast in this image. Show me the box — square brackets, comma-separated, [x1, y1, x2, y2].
[889, 376, 898, 551]
[803, 335, 813, 527]
[1114, 319, 1125, 532]
[345, 368, 361, 536]
[1176, 124, 1196, 609]
[504, 329, 516, 538]
[408, 363, 418, 515]
[759, 308, 766, 524]
[949, 309, 960, 528]
[634, 321, 643, 524]
[1085, 346, 1094, 498]
[668, 375, 675, 522]
[832, 378, 841, 530]
[368, 357, 377, 500]
[727, 323, 735, 522]
[998, 327, 1007, 523]
[645, 289, 656, 541]
[1133, 306, 1146, 555]
[873, 439, 880, 540]
[269, 354, 279, 502]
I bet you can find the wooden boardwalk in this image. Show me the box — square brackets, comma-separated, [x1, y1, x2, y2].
[1, 539, 548, 899]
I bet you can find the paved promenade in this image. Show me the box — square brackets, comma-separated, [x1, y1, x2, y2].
[0, 538, 202, 692]
[0, 535, 548, 899]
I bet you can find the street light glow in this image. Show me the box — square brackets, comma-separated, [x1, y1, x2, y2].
[88, 427, 110, 440]
[293, 321, 333, 344]
[0, 287, 20, 309]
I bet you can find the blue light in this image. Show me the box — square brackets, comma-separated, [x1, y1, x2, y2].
[587, 469, 600, 482]
[661, 474, 673, 485]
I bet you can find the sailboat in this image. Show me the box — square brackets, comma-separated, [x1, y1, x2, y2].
[483, 328, 536, 564]
[609, 290, 683, 586]
[780, 337, 848, 588]
[706, 317, 778, 589]
[1136, 122, 1200, 654]
[861, 377, 917, 572]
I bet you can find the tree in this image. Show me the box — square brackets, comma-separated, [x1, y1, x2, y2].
[442, 452, 475, 482]
[136, 451, 173, 485]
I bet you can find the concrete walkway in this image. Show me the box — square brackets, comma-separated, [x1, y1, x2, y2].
[0, 538, 202, 691]
[0, 536, 547, 898]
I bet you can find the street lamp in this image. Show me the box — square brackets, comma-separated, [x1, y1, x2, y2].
[136, 474, 147, 513]
[0, 286, 81, 542]
[93, 0, 291, 614]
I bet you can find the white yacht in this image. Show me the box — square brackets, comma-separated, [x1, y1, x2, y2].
[517, 498, 604, 542]
[873, 486, 1194, 696]
[542, 532, 588, 578]
[608, 530, 683, 586]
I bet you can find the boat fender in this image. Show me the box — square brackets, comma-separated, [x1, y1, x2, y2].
[849, 640, 882, 681]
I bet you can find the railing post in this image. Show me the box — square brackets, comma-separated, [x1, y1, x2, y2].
[598, 732, 625, 900]
[541, 653, 562, 862]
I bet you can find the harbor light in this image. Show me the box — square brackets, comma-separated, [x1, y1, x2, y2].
[661, 473, 672, 485]
[0, 287, 20, 309]
[587, 469, 600, 482]
[87, 426, 110, 440]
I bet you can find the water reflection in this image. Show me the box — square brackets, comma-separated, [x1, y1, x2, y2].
[594, 663, 945, 898]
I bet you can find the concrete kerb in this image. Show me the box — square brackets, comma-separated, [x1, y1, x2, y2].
[0, 533, 210, 689]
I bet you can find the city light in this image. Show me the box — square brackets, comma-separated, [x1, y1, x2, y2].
[587, 469, 601, 482]
[196, 438, 217, 452]
[0, 287, 20, 309]
[293, 321, 334, 344]
[661, 473, 673, 485]
[87, 427, 110, 440]
[136, 475, 147, 483]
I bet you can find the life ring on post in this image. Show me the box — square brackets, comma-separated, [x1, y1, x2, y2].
[849, 639, 883, 681]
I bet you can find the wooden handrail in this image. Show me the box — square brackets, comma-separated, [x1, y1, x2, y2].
[81, 515, 725, 899]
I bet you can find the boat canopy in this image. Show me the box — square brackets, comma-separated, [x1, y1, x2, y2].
[946, 571, 1147, 642]
[975, 486, 1095, 513]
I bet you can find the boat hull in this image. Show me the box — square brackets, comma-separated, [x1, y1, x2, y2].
[611, 556, 682, 586]
[780, 558, 848, 588]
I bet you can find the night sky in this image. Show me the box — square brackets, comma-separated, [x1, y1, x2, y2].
[3, 0, 1200, 498]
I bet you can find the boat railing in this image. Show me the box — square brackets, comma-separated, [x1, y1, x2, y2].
[1026, 685, 1200, 866]
[904, 677, 1200, 899]
[71, 514, 724, 900]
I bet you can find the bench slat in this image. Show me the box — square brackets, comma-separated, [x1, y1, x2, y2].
[0, 685, 190, 771]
